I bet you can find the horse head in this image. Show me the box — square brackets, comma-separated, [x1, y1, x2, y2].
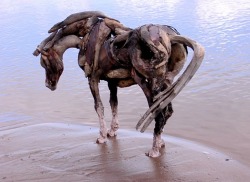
[35, 35, 82, 91]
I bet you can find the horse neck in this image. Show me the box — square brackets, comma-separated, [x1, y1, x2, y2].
[53, 35, 82, 59]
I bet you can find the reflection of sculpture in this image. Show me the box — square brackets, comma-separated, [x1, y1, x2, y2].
[33, 11, 205, 157]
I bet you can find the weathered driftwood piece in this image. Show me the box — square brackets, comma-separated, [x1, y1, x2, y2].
[48, 11, 118, 33]
[93, 21, 111, 71]
[106, 69, 131, 79]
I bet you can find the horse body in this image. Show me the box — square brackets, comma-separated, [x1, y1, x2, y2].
[34, 12, 204, 157]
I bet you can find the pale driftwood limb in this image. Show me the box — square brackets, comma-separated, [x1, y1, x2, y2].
[53, 35, 82, 57]
[159, 28, 171, 54]
[136, 35, 205, 132]
[106, 69, 131, 79]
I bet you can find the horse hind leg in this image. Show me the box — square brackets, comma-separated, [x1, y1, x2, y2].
[107, 81, 119, 137]
[89, 77, 108, 143]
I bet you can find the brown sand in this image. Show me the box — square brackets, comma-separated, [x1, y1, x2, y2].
[1, 122, 250, 182]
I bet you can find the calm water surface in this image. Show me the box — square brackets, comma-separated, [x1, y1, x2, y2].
[0, 0, 250, 166]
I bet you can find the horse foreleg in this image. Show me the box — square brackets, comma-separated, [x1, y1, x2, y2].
[89, 77, 107, 143]
[146, 103, 173, 157]
[107, 81, 119, 137]
[132, 69, 174, 157]
[131, 69, 163, 157]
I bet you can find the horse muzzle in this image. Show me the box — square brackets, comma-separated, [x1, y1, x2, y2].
[45, 80, 57, 91]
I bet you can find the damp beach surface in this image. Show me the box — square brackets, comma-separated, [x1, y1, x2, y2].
[1, 122, 250, 182]
[1, 0, 250, 181]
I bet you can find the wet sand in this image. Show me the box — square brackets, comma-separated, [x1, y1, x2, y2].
[1, 122, 250, 182]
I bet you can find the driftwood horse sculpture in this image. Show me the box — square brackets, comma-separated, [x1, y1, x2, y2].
[33, 11, 205, 157]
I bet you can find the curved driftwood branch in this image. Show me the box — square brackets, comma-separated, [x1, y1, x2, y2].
[48, 11, 118, 33]
[136, 35, 205, 132]
[33, 31, 57, 56]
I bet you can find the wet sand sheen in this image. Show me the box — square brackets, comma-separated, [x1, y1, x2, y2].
[1, 122, 250, 182]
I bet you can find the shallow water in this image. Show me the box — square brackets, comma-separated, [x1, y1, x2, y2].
[0, 0, 250, 166]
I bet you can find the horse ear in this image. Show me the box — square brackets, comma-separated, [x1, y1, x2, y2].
[33, 31, 57, 56]
[33, 49, 40, 56]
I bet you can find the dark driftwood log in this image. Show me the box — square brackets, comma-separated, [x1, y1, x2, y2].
[136, 35, 205, 132]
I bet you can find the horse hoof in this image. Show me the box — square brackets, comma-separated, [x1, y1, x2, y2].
[146, 149, 161, 157]
[107, 130, 117, 137]
[96, 137, 107, 144]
